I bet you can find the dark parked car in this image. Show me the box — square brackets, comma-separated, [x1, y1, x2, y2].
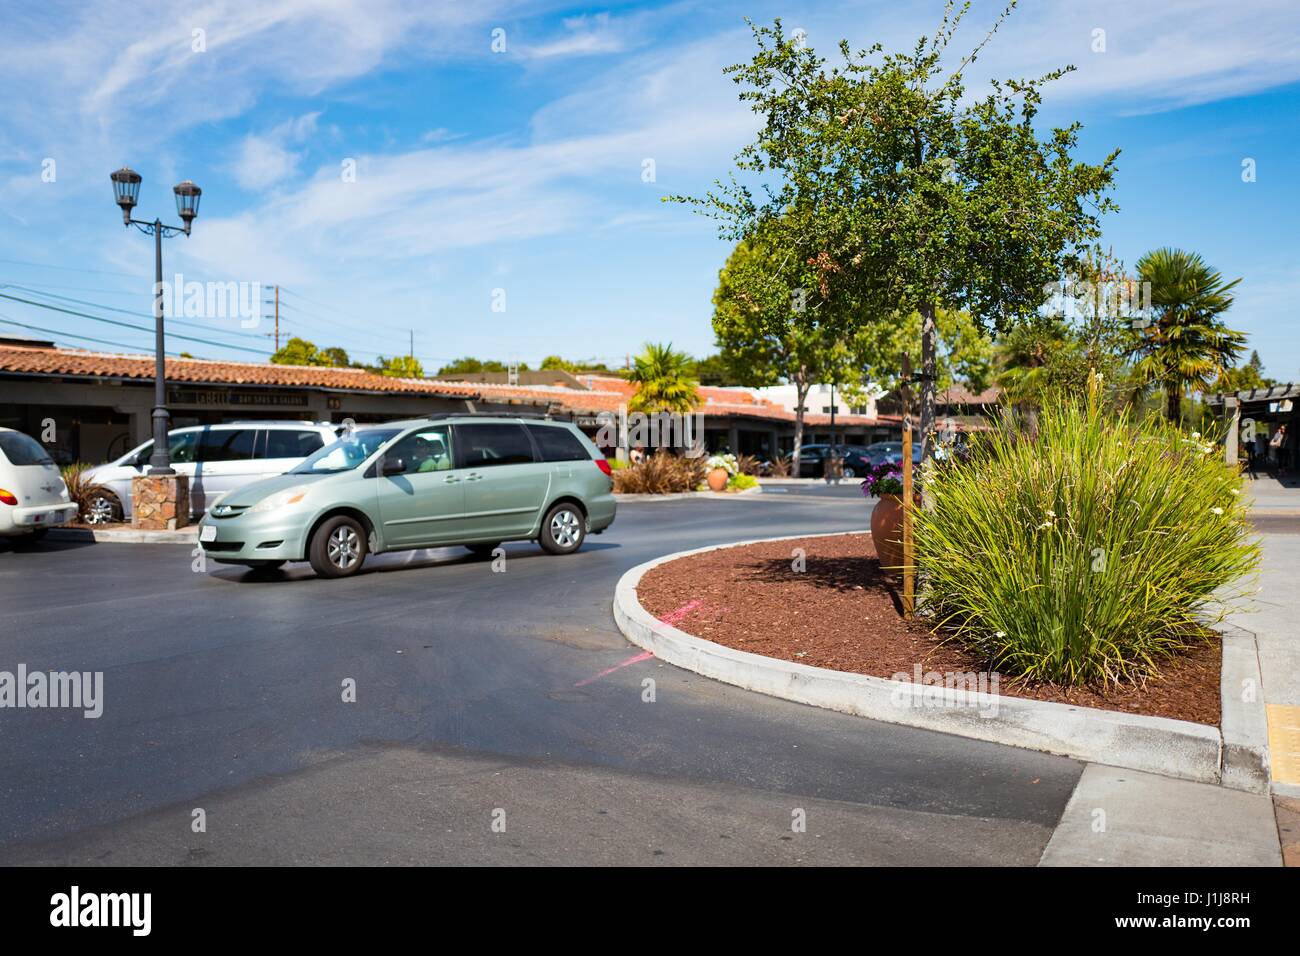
[794, 444, 875, 478]
[865, 441, 923, 466]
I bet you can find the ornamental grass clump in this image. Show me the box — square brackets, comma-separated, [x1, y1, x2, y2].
[612, 450, 707, 494]
[912, 382, 1258, 687]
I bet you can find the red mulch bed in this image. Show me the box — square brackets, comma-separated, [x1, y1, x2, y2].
[636, 533, 1221, 726]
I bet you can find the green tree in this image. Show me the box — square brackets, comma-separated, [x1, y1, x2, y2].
[437, 357, 508, 376]
[377, 355, 425, 378]
[691, 353, 733, 386]
[713, 237, 879, 470]
[271, 336, 322, 366]
[1214, 349, 1273, 394]
[319, 346, 351, 368]
[1131, 248, 1245, 423]
[540, 355, 612, 373]
[627, 342, 701, 415]
[996, 248, 1142, 427]
[539, 355, 580, 373]
[270, 337, 353, 367]
[669, 5, 1118, 476]
[857, 307, 993, 398]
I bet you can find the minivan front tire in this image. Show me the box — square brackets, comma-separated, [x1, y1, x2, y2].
[309, 515, 368, 578]
[539, 502, 585, 555]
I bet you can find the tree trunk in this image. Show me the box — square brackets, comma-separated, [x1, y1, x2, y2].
[1166, 385, 1181, 424]
[918, 301, 938, 508]
[792, 375, 809, 478]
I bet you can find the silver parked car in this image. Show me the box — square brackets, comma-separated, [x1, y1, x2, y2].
[197, 416, 617, 579]
[82, 421, 343, 522]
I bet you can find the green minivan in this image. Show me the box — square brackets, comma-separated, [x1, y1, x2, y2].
[197, 416, 616, 578]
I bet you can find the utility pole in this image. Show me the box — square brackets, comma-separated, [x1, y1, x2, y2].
[263, 284, 280, 352]
[409, 330, 414, 360]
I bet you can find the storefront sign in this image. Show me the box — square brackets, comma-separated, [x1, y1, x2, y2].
[168, 388, 308, 407]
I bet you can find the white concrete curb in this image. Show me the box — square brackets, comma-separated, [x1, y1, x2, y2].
[45, 526, 198, 544]
[615, 486, 763, 502]
[1218, 623, 1271, 793]
[613, 531, 1233, 788]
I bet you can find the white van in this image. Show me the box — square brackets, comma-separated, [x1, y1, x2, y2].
[0, 428, 78, 541]
[82, 421, 344, 523]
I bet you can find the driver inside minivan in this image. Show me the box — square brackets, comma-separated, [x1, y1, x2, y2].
[412, 435, 450, 472]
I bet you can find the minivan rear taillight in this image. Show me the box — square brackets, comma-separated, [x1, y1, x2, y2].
[595, 459, 612, 477]
[0, 489, 17, 506]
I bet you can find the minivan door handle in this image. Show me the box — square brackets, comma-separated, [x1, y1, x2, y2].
[464, 473, 483, 482]
[443, 475, 460, 483]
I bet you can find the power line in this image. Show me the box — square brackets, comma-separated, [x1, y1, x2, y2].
[0, 256, 149, 280]
[0, 312, 190, 356]
[1, 284, 274, 343]
[0, 291, 270, 355]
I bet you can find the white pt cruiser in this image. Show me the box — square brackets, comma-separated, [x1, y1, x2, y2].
[0, 428, 77, 542]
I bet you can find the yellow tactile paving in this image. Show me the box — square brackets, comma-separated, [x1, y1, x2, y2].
[1267, 704, 1300, 786]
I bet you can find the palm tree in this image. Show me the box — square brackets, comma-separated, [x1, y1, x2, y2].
[627, 342, 701, 415]
[1131, 248, 1245, 423]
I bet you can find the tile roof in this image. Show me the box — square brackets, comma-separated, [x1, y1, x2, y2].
[0, 345, 481, 397]
[0, 344, 897, 427]
[463, 379, 890, 426]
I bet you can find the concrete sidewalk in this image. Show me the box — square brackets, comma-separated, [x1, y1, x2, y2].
[1243, 475, 1300, 514]
[1225, 530, 1300, 865]
[1044, 522, 1297, 866]
[1041, 765, 1281, 865]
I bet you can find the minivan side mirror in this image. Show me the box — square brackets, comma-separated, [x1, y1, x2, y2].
[381, 457, 406, 477]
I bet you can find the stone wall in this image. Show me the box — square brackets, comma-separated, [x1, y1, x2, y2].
[131, 475, 191, 530]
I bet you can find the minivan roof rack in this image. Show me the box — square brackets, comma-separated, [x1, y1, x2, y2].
[383, 411, 558, 422]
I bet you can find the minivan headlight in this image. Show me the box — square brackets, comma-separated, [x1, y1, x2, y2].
[248, 487, 310, 514]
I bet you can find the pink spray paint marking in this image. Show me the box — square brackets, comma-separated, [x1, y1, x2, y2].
[574, 651, 653, 687]
[656, 599, 703, 627]
[571, 600, 704, 687]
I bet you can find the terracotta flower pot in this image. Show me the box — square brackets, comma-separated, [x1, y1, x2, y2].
[706, 468, 729, 492]
[871, 492, 905, 574]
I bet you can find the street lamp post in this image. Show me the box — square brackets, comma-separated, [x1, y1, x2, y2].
[109, 168, 201, 475]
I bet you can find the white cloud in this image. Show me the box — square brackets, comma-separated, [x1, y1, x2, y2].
[232, 113, 320, 190]
[519, 13, 627, 59]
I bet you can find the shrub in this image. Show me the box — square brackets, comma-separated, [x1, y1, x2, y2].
[766, 453, 792, 477]
[613, 451, 707, 494]
[728, 472, 758, 491]
[60, 463, 109, 523]
[912, 384, 1259, 687]
[735, 453, 762, 476]
[607, 457, 627, 471]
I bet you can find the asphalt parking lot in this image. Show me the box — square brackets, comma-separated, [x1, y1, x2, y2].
[0, 491, 1082, 865]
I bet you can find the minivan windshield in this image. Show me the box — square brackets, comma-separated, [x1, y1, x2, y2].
[289, 428, 400, 475]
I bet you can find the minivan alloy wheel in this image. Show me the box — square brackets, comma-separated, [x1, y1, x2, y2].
[328, 525, 361, 569]
[550, 509, 581, 549]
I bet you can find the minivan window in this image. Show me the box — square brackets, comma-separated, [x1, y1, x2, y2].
[290, 428, 400, 475]
[263, 429, 326, 460]
[165, 431, 201, 464]
[0, 431, 53, 466]
[456, 423, 535, 468]
[197, 428, 256, 463]
[526, 424, 590, 462]
[383, 427, 453, 474]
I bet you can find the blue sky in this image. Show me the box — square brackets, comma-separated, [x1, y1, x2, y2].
[0, 0, 1297, 378]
